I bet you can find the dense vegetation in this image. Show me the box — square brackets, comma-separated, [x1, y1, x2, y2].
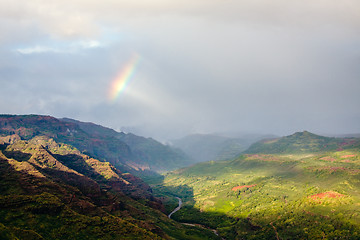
[150, 132, 360, 239]
[2, 116, 360, 239]
[0, 134, 218, 239]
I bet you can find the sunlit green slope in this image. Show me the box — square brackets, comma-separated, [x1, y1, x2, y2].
[152, 133, 360, 239]
[245, 131, 360, 154]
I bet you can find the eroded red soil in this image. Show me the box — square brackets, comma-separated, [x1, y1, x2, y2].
[232, 184, 257, 191]
[309, 191, 344, 200]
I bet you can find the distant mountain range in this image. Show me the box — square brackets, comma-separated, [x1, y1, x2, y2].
[171, 133, 277, 162]
[0, 115, 192, 173]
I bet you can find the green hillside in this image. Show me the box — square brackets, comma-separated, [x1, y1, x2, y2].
[0, 134, 218, 240]
[245, 131, 360, 154]
[150, 133, 360, 239]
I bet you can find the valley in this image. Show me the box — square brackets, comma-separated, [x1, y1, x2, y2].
[0, 115, 359, 239]
[2, 0, 359, 239]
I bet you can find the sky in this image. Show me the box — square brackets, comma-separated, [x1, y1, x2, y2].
[0, 0, 359, 141]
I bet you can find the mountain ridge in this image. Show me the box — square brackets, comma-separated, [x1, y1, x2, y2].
[244, 130, 360, 154]
[61, 117, 192, 172]
[0, 115, 191, 173]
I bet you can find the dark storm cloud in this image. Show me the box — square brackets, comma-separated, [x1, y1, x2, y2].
[0, 0, 359, 140]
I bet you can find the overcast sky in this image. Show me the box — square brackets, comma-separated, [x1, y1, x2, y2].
[0, 0, 359, 141]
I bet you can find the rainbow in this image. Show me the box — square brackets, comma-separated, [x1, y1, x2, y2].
[108, 54, 140, 101]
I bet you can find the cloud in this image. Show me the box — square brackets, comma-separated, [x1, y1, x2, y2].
[78, 40, 102, 49]
[16, 46, 61, 54]
[0, 0, 359, 140]
[1, 0, 360, 42]
[15, 40, 103, 55]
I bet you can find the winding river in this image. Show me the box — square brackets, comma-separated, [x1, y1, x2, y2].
[168, 197, 225, 240]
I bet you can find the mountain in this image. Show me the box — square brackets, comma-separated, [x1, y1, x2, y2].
[245, 131, 360, 154]
[62, 118, 191, 172]
[171, 133, 273, 163]
[0, 115, 191, 173]
[151, 132, 360, 239]
[0, 134, 218, 239]
[117, 133, 191, 172]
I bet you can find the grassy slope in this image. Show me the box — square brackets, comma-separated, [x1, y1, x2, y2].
[152, 147, 360, 239]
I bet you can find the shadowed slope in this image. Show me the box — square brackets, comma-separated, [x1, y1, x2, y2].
[0, 135, 219, 240]
[0, 115, 191, 173]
